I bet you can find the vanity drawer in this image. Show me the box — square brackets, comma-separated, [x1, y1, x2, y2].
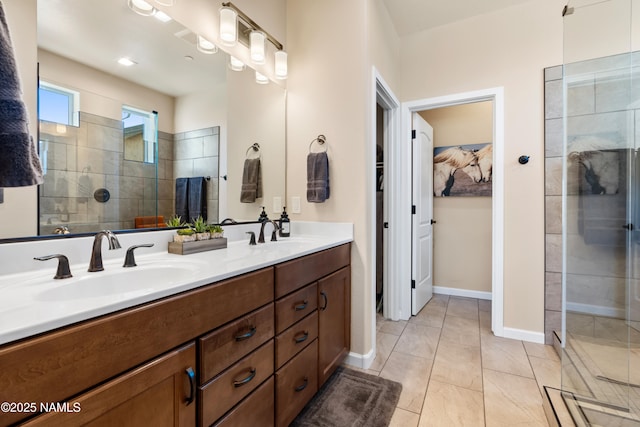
[275, 339, 318, 427]
[275, 311, 318, 369]
[275, 243, 350, 298]
[199, 340, 274, 427]
[199, 303, 274, 384]
[275, 283, 317, 333]
[213, 377, 274, 427]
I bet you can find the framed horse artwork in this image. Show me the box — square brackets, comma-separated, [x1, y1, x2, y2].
[433, 143, 492, 197]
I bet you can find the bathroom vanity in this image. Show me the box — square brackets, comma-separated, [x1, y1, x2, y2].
[0, 227, 352, 427]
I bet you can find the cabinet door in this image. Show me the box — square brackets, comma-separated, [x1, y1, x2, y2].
[317, 266, 351, 386]
[23, 343, 196, 427]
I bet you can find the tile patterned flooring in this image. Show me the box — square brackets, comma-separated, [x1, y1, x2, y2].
[353, 294, 561, 426]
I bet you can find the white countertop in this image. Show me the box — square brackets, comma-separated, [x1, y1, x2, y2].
[0, 222, 353, 346]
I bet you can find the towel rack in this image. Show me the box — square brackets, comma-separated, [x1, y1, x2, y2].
[245, 143, 261, 159]
[309, 134, 327, 153]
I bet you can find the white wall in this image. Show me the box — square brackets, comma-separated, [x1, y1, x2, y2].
[400, 0, 564, 333]
[420, 102, 493, 294]
[0, 0, 38, 238]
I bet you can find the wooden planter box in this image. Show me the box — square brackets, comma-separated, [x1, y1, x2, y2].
[168, 238, 228, 255]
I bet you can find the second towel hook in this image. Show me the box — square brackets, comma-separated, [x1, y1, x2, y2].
[309, 135, 327, 153]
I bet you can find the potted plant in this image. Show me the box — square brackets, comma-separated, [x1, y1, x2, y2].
[208, 224, 224, 239]
[192, 216, 210, 241]
[174, 227, 195, 243]
[167, 215, 185, 228]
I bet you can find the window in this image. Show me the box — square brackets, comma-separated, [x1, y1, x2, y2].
[38, 81, 79, 126]
[122, 106, 157, 164]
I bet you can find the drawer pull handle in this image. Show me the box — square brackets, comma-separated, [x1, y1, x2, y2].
[320, 291, 328, 311]
[233, 368, 256, 387]
[294, 300, 309, 311]
[185, 367, 195, 405]
[295, 377, 309, 392]
[294, 331, 309, 343]
[235, 326, 257, 341]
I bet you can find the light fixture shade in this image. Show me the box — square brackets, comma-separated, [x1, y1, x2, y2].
[155, 0, 175, 5]
[255, 71, 269, 85]
[229, 56, 245, 71]
[275, 50, 288, 79]
[128, 0, 156, 16]
[219, 7, 237, 46]
[197, 36, 218, 54]
[250, 31, 266, 65]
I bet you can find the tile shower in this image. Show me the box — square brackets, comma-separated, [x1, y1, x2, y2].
[39, 111, 219, 234]
[544, 52, 640, 424]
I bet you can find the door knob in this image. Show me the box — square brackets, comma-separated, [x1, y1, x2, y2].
[430, 219, 437, 225]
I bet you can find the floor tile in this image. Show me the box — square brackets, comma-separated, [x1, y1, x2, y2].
[394, 322, 441, 360]
[483, 369, 548, 427]
[410, 303, 446, 328]
[481, 334, 535, 378]
[440, 314, 480, 347]
[419, 380, 485, 427]
[379, 351, 434, 413]
[389, 407, 420, 427]
[369, 331, 400, 372]
[524, 341, 560, 361]
[529, 355, 561, 395]
[378, 318, 408, 336]
[446, 297, 479, 320]
[479, 299, 492, 312]
[430, 339, 483, 391]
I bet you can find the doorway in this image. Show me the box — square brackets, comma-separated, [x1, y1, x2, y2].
[379, 85, 505, 337]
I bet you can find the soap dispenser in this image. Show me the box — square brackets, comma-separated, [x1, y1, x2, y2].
[258, 206, 269, 223]
[279, 207, 290, 237]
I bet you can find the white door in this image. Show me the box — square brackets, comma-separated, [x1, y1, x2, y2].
[412, 113, 434, 315]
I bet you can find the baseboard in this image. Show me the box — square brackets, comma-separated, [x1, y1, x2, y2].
[502, 326, 545, 344]
[433, 286, 492, 301]
[344, 348, 375, 370]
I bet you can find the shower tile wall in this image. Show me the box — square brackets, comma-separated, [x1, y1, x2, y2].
[39, 112, 162, 234]
[173, 127, 220, 224]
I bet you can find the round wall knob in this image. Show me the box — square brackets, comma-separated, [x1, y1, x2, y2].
[518, 155, 530, 165]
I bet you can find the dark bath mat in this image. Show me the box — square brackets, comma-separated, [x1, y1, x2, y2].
[291, 366, 402, 427]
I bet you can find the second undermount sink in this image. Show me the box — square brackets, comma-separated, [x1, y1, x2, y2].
[35, 264, 200, 301]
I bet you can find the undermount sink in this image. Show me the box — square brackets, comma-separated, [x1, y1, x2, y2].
[35, 264, 200, 301]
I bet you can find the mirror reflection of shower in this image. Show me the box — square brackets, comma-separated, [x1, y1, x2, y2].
[122, 106, 158, 164]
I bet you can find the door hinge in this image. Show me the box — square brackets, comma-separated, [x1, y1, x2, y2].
[383, 222, 389, 229]
[411, 129, 416, 139]
[412, 205, 416, 215]
[411, 280, 416, 289]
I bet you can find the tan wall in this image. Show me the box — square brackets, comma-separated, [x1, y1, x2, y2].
[287, 0, 371, 356]
[400, 0, 564, 333]
[420, 102, 492, 293]
[0, 0, 38, 238]
[38, 49, 175, 133]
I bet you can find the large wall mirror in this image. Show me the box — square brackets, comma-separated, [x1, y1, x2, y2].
[4, 0, 286, 241]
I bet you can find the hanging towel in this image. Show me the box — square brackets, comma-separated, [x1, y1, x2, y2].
[307, 152, 330, 202]
[0, 2, 43, 187]
[188, 177, 207, 221]
[240, 158, 262, 203]
[175, 177, 189, 220]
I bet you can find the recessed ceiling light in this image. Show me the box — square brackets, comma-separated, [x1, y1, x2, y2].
[118, 57, 137, 67]
[154, 11, 172, 22]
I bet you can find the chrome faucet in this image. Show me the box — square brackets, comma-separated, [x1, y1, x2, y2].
[258, 220, 280, 243]
[88, 230, 122, 272]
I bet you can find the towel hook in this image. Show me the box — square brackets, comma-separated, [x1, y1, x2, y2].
[245, 143, 261, 159]
[309, 135, 328, 153]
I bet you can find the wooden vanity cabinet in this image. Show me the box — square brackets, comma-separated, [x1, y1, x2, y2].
[22, 343, 196, 427]
[318, 266, 351, 386]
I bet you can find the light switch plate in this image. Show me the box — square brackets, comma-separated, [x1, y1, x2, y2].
[291, 196, 301, 213]
[273, 196, 282, 213]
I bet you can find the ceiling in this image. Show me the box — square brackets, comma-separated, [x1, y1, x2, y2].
[382, 0, 536, 37]
[37, 0, 228, 98]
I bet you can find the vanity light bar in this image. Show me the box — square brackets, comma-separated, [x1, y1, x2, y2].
[221, 2, 283, 51]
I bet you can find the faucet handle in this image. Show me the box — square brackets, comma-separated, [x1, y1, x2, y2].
[34, 254, 73, 279]
[270, 221, 280, 242]
[246, 231, 257, 245]
[123, 244, 154, 268]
